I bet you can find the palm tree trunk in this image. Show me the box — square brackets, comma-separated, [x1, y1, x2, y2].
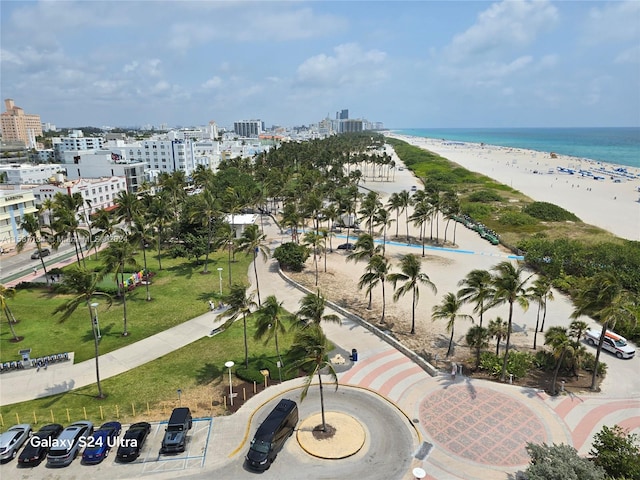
[591, 323, 607, 391]
[142, 245, 151, 301]
[411, 287, 417, 334]
[275, 328, 283, 368]
[318, 370, 326, 432]
[121, 265, 128, 336]
[253, 252, 261, 306]
[243, 313, 249, 368]
[447, 326, 455, 357]
[380, 280, 386, 324]
[500, 302, 514, 382]
[539, 301, 547, 332]
[533, 304, 541, 349]
[157, 226, 163, 270]
[495, 336, 501, 356]
[551, 349, 567, 395]
[405, 210, 409, 242]
[4, 309, 19, 341]
[89, 306, 104, 398]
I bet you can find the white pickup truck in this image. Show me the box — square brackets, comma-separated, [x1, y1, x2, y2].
[584, 329, 636, 359]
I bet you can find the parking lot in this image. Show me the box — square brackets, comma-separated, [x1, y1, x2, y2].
[0, 418, 213, 480]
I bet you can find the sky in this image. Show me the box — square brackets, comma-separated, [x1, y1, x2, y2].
[1, 0, 639, 130]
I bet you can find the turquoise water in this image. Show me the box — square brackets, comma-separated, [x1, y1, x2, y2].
[394, 128, 640, 168]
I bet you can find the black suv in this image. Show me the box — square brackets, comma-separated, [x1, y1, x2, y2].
[160, 408, 192, 454]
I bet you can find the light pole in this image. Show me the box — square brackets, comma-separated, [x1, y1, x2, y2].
[224, 360, 235, 406]
[217, 267, 223, 296]
[90, 302, 101, 339]
[177, 389, 182, 407]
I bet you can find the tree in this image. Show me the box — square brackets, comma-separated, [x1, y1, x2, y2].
[431, 292, 473, 357]
[388, 254, 437, 335]
[221, 283, 257, 368]
[16, 213, 50, 284]
[491, 261, 531, 382]
[303, 231, 324, 287]
[590, 425, 640, 480]
[0, 285, 22, 342]
[273, 242, 310, 272]
[296, 291, 340, 327]
[571, 272, 637, 391]
[53, 268, 112, 398]
[146, 192, 173, 271]
[466, 325, 489, 369]
[544, 326, 574, 395]
[236, 224, 270, 306]
[289, 324, 338, 432]
[487, 316, 509, 355]
[528, 277, 555, 349]
[457, 269, 494, 328]
[129, 214, 154, 301]
[347, 233, 382, 309]
[373, 206, 394, 257]
[113, 191, 140, 229]
[525, 442, 605, 480]
[101, 240, 138, 336]
[188, 189, 220, 274]
[568, 319, 589, 344]
[358, 254, 392, 323]
[254, 295, 288, 376]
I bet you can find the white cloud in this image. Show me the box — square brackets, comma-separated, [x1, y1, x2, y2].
[614, 45, 640, 64]
[201, 76, 223, 89]
[295, 43, 387, 89]
[444, 0, 558, 64]
[123, 61, 139, 73]
[583, 0, 640, 44]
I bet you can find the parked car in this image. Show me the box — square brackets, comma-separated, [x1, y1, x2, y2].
[30, 248, 50, 260]
[160, 408, 192, 454]
[116, 422, 151, 462]
[584, 329, 636, 359]
[46, 421, 93, 467]
[0, 424, 32, 462]
[411, 186, 418, 192]
[337, 243, 355, 251]
[81, 421, 121, 464]
[18, 423, 63, 466]
[246, 399, 298, 471]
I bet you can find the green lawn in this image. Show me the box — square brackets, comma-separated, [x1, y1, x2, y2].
[1, 251, 252, 363]
[0, 314, 299, 430]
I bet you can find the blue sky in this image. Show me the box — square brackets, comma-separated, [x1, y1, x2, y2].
[1, 1, 639, 129]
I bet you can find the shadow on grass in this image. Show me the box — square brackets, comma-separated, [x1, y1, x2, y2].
[195, 363, 224, 385]
[166, 261, 197, 279]
[80, 324, 116, 343]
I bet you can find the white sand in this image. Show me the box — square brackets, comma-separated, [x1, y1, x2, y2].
[387, 134, 640, 242]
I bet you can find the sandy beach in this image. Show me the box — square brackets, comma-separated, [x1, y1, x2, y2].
[387, 134, 640, 242]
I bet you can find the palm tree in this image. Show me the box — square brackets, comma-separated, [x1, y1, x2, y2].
[303, 231, 324, 286]
[568, 319, 589, 343]
[236, 224, 270, 306]
[528, 277, 554, 349]
[488, 316, 509, 355]
[90, 208, 122, 259]
[358, 254, 392, 323]
[53, 267, 112, 398]
[101, 240, 138, 336]
[397, 190, 412, 242]
[113, 191, 140, 229]
[491, 261, 531, 382]
[431, 292, 474, 357]
[289, 324, 338, 432]
[147, 191, 173, 271]
[221, 283, 257, 368]
[188, 189, 221, 274]
[16, 213, 50, 284]
[373, 207, 394, 257]
[544, 326, 574, 395]
[388, 254, 437, 335]
[457, 269, 494, 328]
[0, 285, 22, 342]
[296, 291, 340, 327]
[571, 272, 637, 390]
[254, 295, 288, 376]
[129, 214, 154, 301]
[347, 233, 381, 308]
[466, 325, 489, 369]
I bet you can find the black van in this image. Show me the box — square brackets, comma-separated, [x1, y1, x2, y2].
[246, 399, 298, 471]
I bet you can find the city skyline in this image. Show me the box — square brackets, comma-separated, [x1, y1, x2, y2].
[1, 1, 639, 129]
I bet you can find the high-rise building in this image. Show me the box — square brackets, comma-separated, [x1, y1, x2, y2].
[233, 120, 262, 138]
[0, 99, 43, 148]
[336, 109, 349, 120]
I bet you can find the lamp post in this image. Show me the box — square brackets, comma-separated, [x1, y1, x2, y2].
[224, 361, 235, 406]
[217, 267, 223, 296]
[177, 389, 182, 407]
[90, 302, 101, 339]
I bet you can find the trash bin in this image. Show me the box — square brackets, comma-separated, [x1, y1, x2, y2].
[350, 348, 358, 362]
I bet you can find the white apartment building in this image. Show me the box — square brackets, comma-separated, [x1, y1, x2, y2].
[123, 139, 196, 176]
[233, 120, 263, 138]
[0, 189, 38, 247]
[33, 176, 127, 221]
[61, 150, 146, 193]
[0, 163, 64, 185]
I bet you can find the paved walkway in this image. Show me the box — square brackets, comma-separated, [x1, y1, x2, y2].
[2, 217, 639, 479]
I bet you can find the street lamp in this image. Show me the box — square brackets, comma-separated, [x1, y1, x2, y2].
[217, 267, 223, 295]
[90, 302, 101, 339]
[224, 360, 235, 406]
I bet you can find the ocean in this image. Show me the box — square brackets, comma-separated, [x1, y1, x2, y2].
[394, 128, 640, 169]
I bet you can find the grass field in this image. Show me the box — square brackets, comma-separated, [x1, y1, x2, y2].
[1, 250, 252, 363]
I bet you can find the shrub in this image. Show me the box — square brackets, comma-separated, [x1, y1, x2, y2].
[525, 443, 606, 480]
[461, 202, 493, 220]
[467, 189, 503, 203]
[479, 350, 534, 379]
[582, 352, 607, 377]
[168, 244, 188, 258]
[534, 350, 556, 371]
[498, 210, 538, 226]
[523, 201, 580, 222]
[273, 242, 310, 272]
[590, 425, 640, 479]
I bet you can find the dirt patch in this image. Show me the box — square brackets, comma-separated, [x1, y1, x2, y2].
[312, 423, 336, 440]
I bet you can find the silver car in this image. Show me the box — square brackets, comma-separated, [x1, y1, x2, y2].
[0, 424, 32, 462]
[46, 421, 93, 467]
